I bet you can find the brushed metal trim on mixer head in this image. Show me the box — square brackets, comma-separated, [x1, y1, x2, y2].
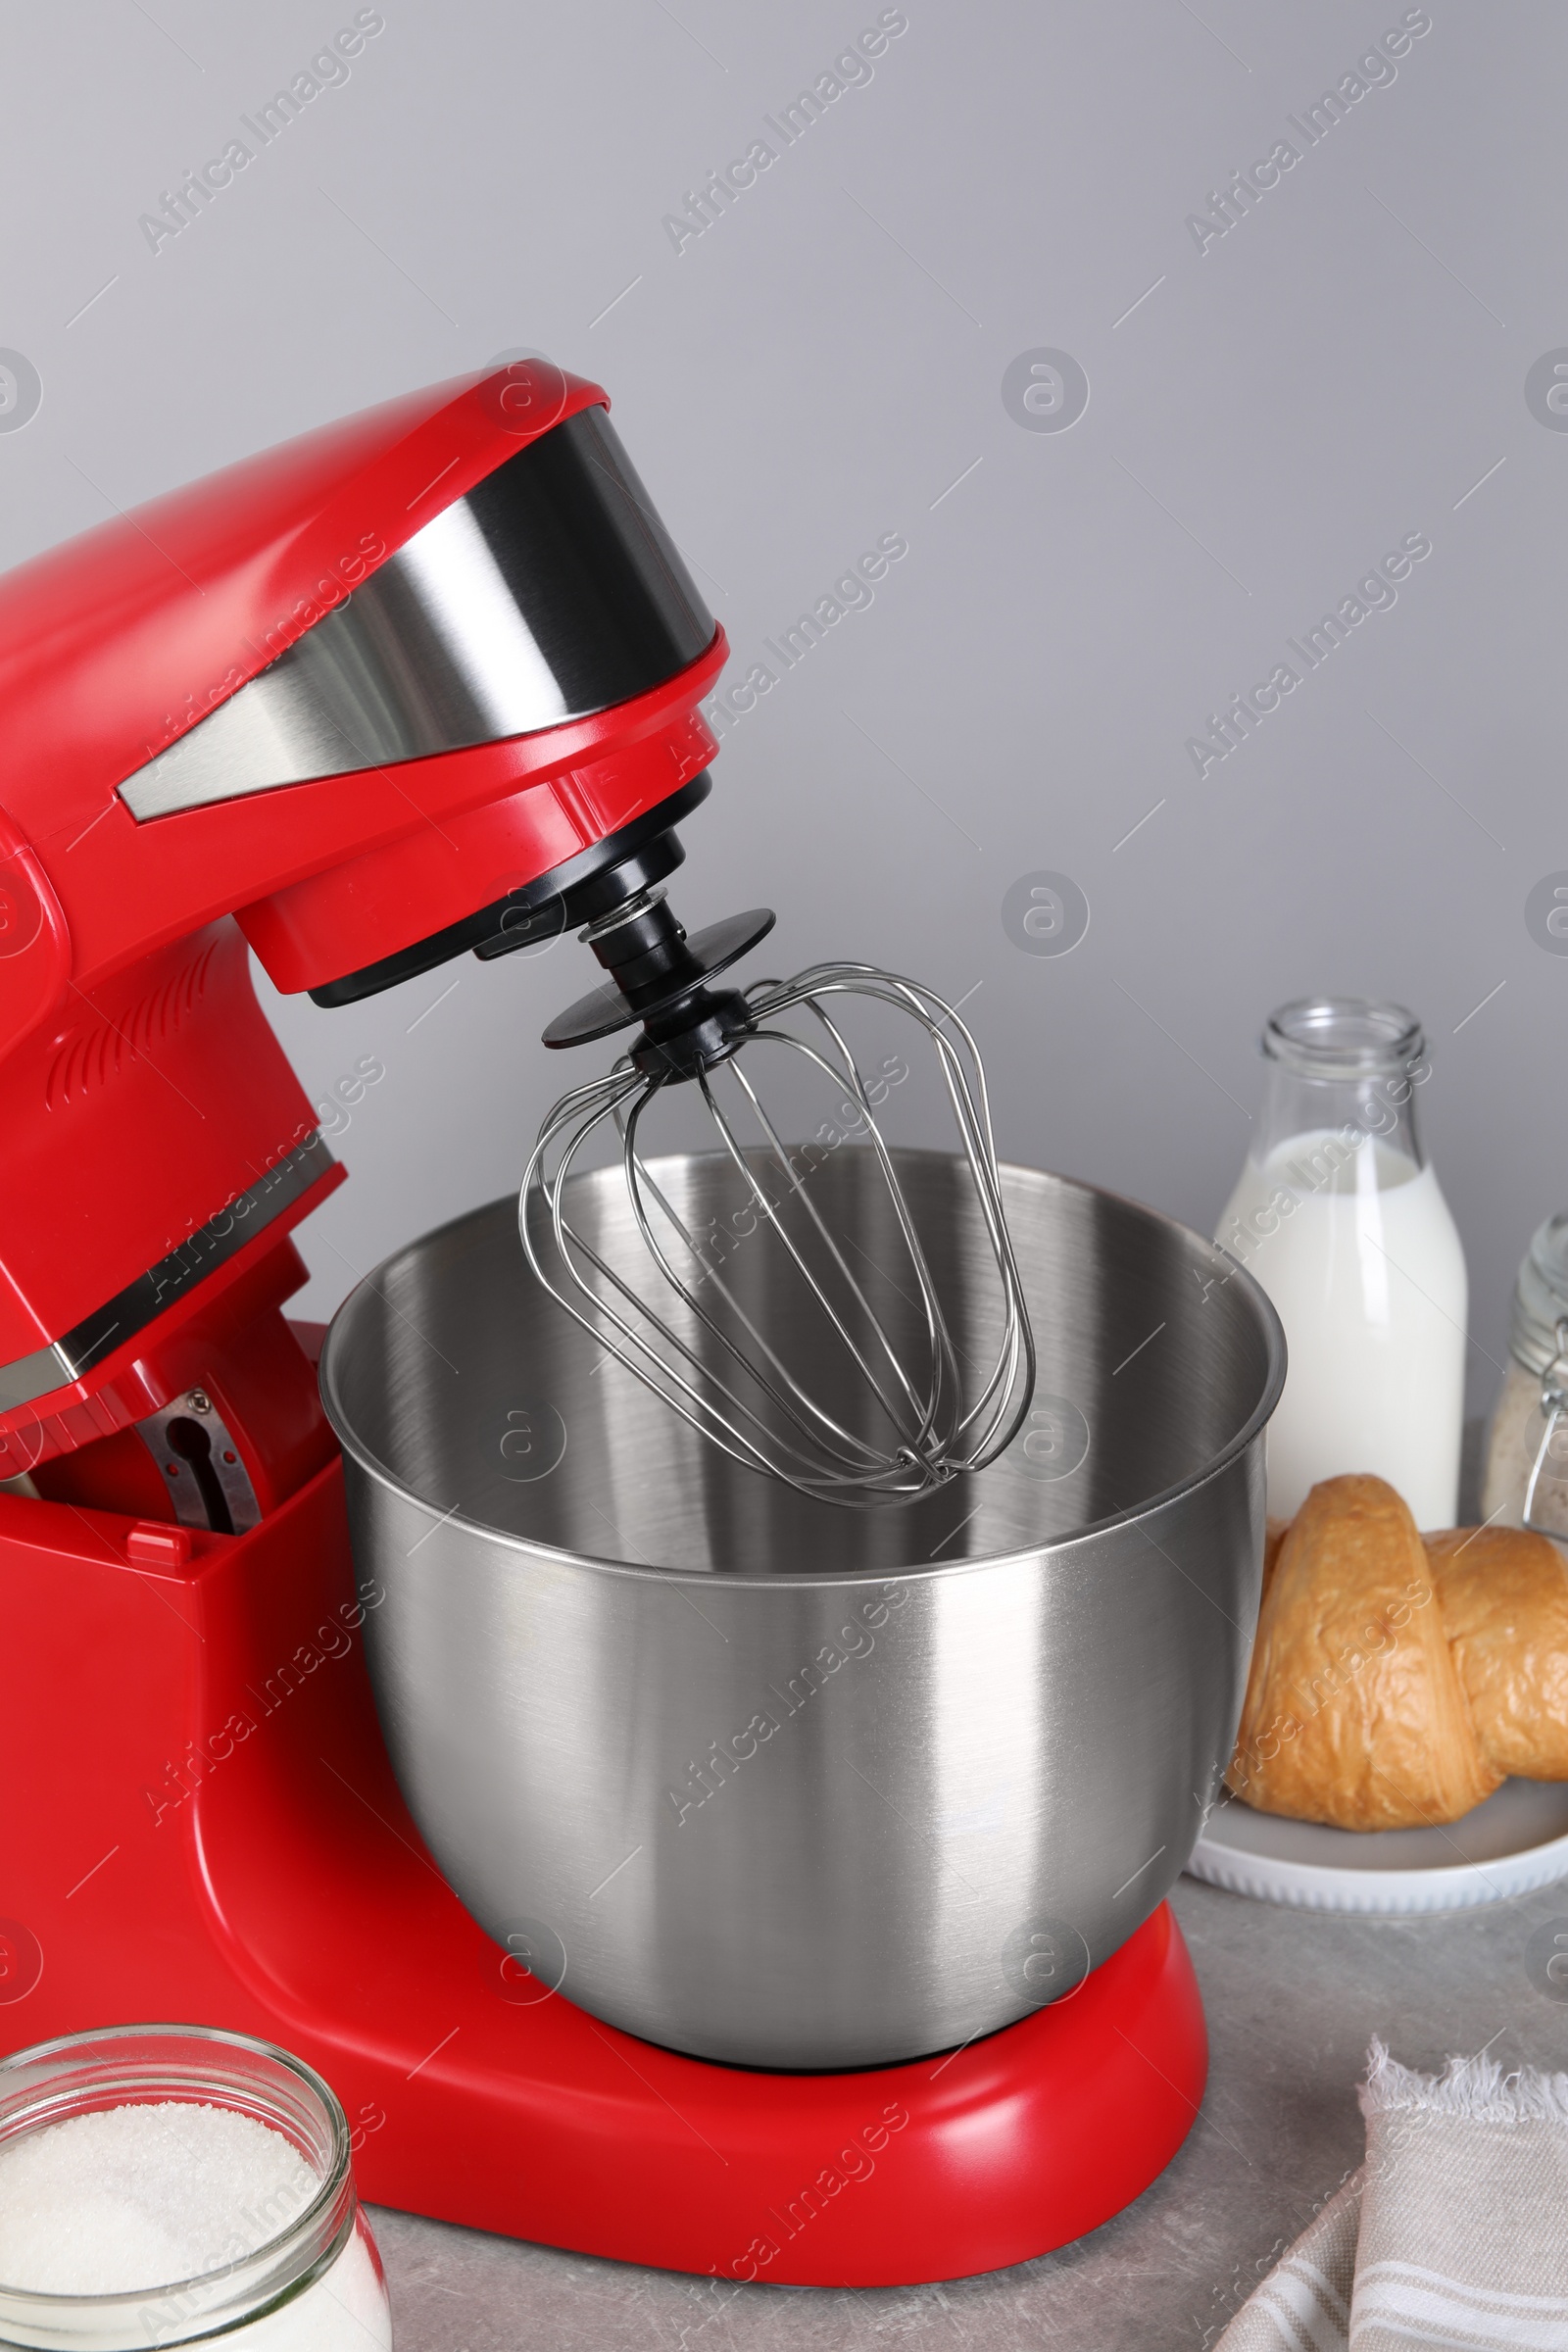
[0, 1131, 333, 1414]
[116, 406, 714, 820]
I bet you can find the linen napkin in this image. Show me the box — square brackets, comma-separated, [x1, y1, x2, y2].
[1217, 2039, 1568, 2349]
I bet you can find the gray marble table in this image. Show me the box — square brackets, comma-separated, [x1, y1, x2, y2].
[369, 1869, 1568, 2349]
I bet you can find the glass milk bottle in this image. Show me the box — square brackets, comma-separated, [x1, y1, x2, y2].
[1216, 998, 1467, 1529]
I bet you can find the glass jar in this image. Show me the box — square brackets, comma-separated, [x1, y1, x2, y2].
[1216, 997, 1467, 1529]
[0, 2026, 391, 2352]
[1481, 1215, 1568, 1544]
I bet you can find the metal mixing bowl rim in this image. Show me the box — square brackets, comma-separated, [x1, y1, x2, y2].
[318, 1155, 1286, 1589]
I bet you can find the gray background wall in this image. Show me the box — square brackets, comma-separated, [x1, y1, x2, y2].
[1, 0, 1561, 1413]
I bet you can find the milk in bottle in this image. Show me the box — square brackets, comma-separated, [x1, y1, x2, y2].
[1216, 1000, 1466, 1529]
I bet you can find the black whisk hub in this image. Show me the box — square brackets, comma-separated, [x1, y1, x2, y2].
[542, 901, 775, 1078]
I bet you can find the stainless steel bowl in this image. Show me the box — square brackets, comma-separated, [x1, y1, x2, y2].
[321, 1152, 1283, 2069]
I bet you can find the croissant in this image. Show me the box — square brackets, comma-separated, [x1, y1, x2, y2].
[1427, 1524, 1568, 1780]
[1227, 1475, 1501, 1831]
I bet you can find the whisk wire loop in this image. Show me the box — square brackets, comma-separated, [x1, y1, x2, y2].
[706, 1039, 950, 1450]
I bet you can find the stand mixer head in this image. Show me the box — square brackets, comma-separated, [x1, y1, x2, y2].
[0, 349, 1032, 1515]
[523, 880, 1036, 1503]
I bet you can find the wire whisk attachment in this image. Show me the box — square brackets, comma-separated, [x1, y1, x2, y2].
[519, 941, 1036, 1508]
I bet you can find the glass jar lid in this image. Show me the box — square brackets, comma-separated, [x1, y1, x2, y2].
[1510, 1214, 1568, 1380]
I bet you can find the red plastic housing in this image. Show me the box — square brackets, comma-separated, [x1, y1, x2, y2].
[0, 364, 723, 1001]
[0, 366, 721, 1454]
[0, 1455, 1208, 2282]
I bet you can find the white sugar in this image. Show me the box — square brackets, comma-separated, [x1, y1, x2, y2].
[0, 2096, 391, 2349]
[0, 2099, 316, 2292]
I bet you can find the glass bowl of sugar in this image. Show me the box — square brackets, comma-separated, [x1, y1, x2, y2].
[0, 2025, 391, 2351]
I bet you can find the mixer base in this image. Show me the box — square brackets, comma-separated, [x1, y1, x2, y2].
[0, 1457, 1207, 2285]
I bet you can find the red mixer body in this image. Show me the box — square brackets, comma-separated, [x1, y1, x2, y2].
[0, 366, 1207, 2280]
[0, 362, 720, 1477]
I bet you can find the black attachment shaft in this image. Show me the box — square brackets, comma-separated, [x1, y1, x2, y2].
[543, 896, 775, 1081]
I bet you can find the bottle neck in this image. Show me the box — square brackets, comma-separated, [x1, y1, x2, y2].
[1250, 998, 1430, 1180]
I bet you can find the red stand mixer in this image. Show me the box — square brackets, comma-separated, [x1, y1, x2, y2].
[0, 362, 1209, 2283]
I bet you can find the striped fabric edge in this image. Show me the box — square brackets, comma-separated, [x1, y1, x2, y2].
[1217, 2180, 1360, 2352]
[1249, 2255, 1352, 2352]
[1350, 2260, 1568, 2350]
